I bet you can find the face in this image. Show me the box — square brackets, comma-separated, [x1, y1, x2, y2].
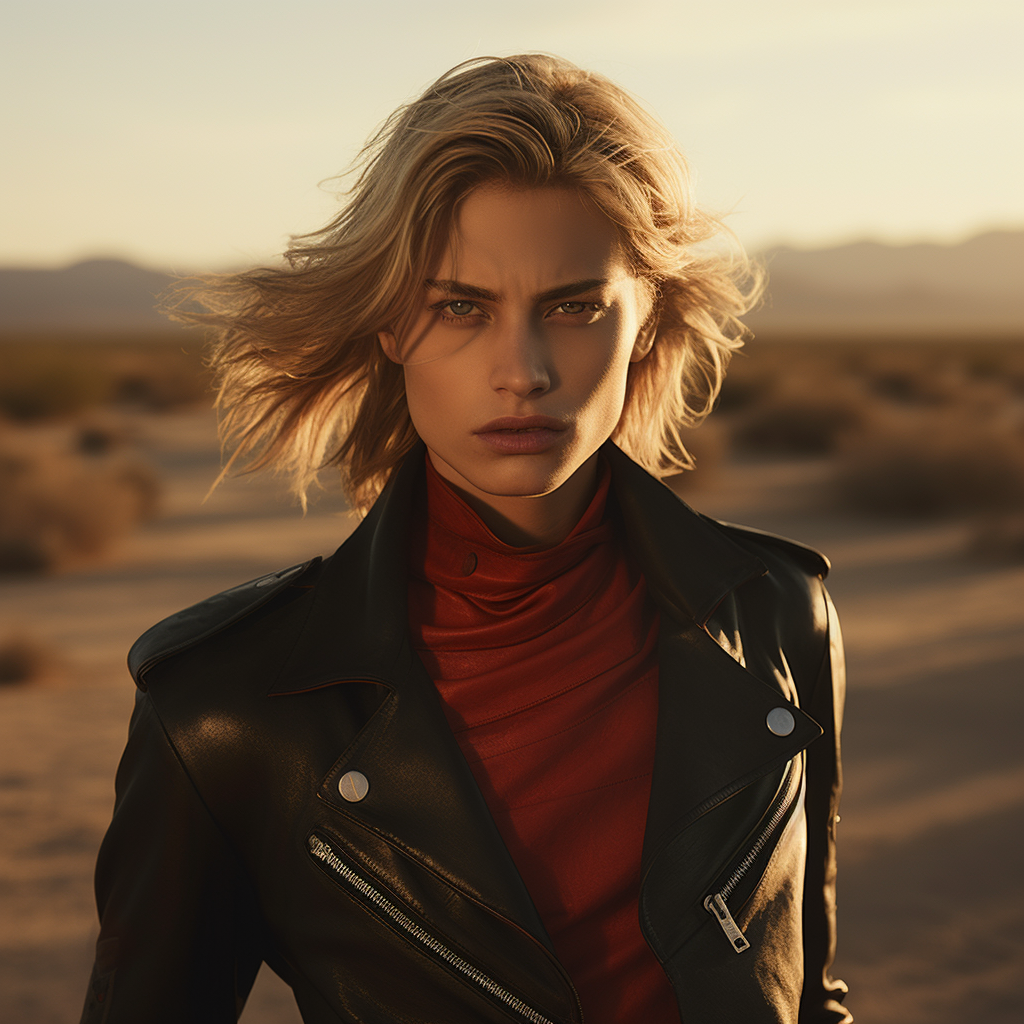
[380, 184, 653, 518]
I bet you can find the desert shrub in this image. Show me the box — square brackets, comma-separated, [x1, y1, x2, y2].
[732, 398, 858, 456]
[852, 342, 1024, 407]
[722, 342, 874, 456]
[76, 420, 128, 455]
[120, 370, 208, 409]
[858, 355, 965, 406]
[725, 339, 1024, 461]
[732, 391, 868, 456]
[0, 431, 161, 574]
[969, 514, 1024, 562]
[110, 459, 162, 521]
[669, 419, 731, 496]
[108, 348, 211, 410]
[0, 631, 52, 685]
[835, 408, 1024, 517]
[953, 344, 1024, 390]
[0, 352, 112, 419]
[714, 356, 779, 413]
[0, 336, 211, 420]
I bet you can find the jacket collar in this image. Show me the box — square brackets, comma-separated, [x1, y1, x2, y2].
[270, 441, 766, 695]
[269, 441, 426, 695]
[602, 444, 767, 624]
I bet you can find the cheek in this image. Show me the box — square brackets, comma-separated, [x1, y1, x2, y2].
[591, 366, 631, 428]
[402, 364, 463, 440]
[571, 333, 635, 411]
[401, 368, 435, 432]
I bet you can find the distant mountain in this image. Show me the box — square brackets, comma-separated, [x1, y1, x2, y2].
[0, 259, 177, 334]
[747, 229, 1024, 336]
[1, 230, 1022, 337]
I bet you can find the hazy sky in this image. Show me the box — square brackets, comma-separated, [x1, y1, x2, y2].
[3, 0, 1021, 269]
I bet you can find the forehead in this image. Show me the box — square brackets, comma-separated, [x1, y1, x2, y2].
[435, 184, 631, 289]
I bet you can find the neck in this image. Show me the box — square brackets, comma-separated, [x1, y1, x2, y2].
[427, 452, 600, 548]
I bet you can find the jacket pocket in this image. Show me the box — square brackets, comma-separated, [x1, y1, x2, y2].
[307, 830, 559, 1024]
[702, 756, 803, 953]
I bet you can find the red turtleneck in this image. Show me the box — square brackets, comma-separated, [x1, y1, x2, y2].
[407, 456, 679, 1024]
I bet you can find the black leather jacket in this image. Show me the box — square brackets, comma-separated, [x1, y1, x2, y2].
[81, 444, 852, 1024]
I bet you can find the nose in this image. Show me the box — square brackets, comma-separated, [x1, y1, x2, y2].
[488, 315, 552, 399]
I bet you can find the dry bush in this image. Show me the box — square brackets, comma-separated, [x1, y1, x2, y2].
[0, 350, 111, 419]
[729, 363, 872, 456]
[76, 419, 131, 455]
[0, 336, 210, 420]
[669, 419, 731, 496]
[849, 341, 1024, 406]
[714, 355, 780, 414]
[722, 342, 872, 456]
[0, 631, 53, 685]
[723, 339, 1024, 463]
[732, 393, 867, 456]
[853, 350, 968, 406]
[0, 430, 161, 574]
[106, 345, 212, 410]
[835, 407, 1024, 517]
[968, 514, 1024, 563]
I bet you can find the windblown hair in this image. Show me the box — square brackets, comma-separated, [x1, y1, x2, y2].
[175, 54, 761, 513]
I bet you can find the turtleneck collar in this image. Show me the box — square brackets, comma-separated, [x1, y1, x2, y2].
[410, 452, 615, 600]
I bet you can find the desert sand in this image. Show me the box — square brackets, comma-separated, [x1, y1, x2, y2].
[1, 407, 1022, 1023]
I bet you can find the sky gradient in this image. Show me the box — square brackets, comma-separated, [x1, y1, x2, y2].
[3, 0, 1022, 270]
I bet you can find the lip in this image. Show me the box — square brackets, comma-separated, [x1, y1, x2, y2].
[473, 416, 568, 455]
[474, 416, 567, 434]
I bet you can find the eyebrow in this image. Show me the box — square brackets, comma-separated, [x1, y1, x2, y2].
[424, 278, 609, 304]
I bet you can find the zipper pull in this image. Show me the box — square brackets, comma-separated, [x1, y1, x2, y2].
[704, 893, 750, 953]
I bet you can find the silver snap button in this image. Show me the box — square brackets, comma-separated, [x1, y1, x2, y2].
[338, 770, 369, 802]
[766, 707, 795, 736]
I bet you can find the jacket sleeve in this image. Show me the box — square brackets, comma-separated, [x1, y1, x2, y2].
[80, 691, 264, 1023]
[800, 581, 854, 1023]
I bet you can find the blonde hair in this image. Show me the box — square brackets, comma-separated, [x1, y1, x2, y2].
[174, 54, 761, 513]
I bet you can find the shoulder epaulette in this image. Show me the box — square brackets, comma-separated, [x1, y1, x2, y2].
[711, 520, 830, 579]
[127, 557, 322, 690]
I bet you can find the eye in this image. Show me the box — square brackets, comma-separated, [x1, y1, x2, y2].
[549, 300, 604, 320]
[439, 300, 478, 318]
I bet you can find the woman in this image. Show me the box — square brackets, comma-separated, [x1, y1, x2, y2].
[82, 55, 852, 1024]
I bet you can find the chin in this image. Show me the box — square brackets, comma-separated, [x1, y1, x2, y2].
[439, 452, 570, 499]
[470, 464, 568, 499]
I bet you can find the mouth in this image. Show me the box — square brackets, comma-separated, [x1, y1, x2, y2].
[473, 416, 568, 454]
[474, 416, 567, 434]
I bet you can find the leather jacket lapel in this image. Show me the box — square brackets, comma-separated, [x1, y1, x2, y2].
[268, 446, 422, 694]
[605, 444, 767, 627]
[269, 448, 553, 947]
[644, 611, 821, 867]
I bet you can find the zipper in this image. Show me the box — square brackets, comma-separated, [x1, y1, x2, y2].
[703, 892, 750, 953]
[703, 759, 799, 954]
[308, 833, 559, 1024]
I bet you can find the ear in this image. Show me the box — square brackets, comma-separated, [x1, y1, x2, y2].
[629, 282, 658, 363]
[378, 330, 402, 363]
[629, 319, 657, 363]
